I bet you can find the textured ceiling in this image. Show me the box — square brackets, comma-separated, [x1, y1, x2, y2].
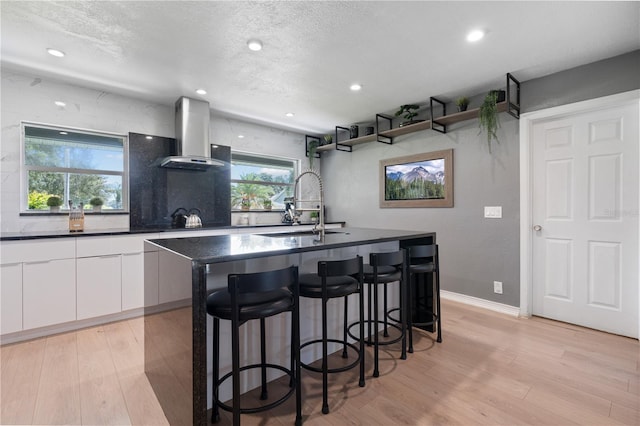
[2, 1, 639, 134]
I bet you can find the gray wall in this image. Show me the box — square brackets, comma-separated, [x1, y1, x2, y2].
[523, 50, 640, 112]
[321, 50, 639, 308]
[323, 115, 522, 306]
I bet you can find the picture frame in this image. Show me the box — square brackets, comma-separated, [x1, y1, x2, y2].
[380, 149, 453, 208]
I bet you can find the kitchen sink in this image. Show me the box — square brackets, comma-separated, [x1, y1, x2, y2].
[258, 230, 345, 237]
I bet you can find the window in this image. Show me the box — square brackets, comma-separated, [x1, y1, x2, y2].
[22, 123, 127, 211]
[231, 152, 297, 210]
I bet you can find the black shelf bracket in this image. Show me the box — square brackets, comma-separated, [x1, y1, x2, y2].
[430, 97, 447, 134]
[376, 114, 393, 144]
[305, 135, 321, 159]
[334, 126, 352, 152]
[506, 73, 521, 119]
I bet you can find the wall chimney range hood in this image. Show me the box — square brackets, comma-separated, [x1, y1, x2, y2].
[160, 97, 224, 171]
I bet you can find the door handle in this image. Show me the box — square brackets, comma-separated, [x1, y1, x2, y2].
[533, 225, 542, 231]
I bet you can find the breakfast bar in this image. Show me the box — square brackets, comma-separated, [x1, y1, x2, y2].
[143, 227, 435, 425]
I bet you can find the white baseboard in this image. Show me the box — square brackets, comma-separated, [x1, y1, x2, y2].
[441, 290, 521, 317]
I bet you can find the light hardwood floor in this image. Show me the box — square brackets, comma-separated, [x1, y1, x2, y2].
[1, 299, 638, 425]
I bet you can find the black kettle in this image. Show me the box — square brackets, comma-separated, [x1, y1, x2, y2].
[171, 207, 188, 228]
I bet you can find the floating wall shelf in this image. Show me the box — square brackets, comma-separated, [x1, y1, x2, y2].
[312, 73, 521, 155]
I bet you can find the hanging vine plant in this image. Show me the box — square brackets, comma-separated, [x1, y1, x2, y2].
[307, 139, 319, 170]
[478, 90, 502, 152]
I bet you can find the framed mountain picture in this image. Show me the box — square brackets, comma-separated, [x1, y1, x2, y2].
[380, 149, 453, 208]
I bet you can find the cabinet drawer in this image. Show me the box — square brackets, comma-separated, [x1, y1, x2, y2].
[1, 239, 75, 264]
[76, 233, 158, 257]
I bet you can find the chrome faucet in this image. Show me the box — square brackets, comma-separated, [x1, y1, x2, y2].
[293, 170, 324, 236]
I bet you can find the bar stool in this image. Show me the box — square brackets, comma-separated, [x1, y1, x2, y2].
[298, 256, 365, 415]
[405, 244, 442, 352]
[359, 250, 408, 377]
[206, 265, 301, 426]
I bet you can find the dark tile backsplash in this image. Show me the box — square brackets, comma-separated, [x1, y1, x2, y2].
[129, 132, 231, 230]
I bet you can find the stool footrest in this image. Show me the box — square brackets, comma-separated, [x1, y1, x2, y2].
[300, 338, 361, 373]
[215, 363, 296, 415]
[347, 320, 404, 346]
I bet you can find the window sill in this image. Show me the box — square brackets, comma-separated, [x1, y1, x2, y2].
[20, 211, 129, 216]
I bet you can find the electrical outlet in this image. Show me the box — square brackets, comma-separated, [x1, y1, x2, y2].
[493, 281, 503, 294]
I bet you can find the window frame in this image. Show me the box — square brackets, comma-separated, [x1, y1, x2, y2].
[230, 150, 299, 211]
[20, 121, 130, 213]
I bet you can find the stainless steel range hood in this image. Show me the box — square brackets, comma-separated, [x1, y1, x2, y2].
[160, 97, 224, 171]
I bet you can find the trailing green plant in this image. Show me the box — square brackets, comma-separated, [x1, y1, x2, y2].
[46, 195, 63, 207]
[478, 90, 501, 152]
[307, 139, 319, 169]
[89, 197, 103, 206]
[394, 104, 420, 122]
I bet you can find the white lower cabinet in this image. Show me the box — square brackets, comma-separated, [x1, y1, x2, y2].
[22, 259, 76, 330]
[1, 263, 23, 334]
[77, 255, 122, 320]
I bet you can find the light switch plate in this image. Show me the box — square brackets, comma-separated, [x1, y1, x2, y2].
[484, 206, 502, 218]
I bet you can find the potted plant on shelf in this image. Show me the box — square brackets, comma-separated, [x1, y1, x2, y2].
[323, 134, 333, 145]
[395, 104, 422, 127]
[262, 198, 272, 210]
[455, 96, 470, 112]
[89, 197, 104, 212]
[478, 90, 503, 152]
[47, 196, 63, 212]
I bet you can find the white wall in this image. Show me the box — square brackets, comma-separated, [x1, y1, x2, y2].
[0, 69, 311, 233]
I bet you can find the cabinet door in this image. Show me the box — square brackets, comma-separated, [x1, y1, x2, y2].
[23, 259, 76, 330]
[122, 252, 144, 311]
[1, 263, 23, 334]
[77, 255, 122, 320]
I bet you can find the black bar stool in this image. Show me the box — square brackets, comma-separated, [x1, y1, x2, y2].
[405, 244, 442, 352]
[356, 250, 408, 377]
[206, 265, 302, 426]
[298, 256, 365, 415]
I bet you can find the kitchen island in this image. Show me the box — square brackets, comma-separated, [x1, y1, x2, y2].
[143, 227, 435, 425]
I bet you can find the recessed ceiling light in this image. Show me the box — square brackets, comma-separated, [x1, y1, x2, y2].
[247, 40, 263, 51]
[212, 144, 219, 148]
[59, 131, 68, 135]
[47, 48, 65, 57]
[285, 112, 295, 117]
[466, 30, 485, 42]
[195, 89, 207, 95]
[350, 83, 362, 91]
[238, 135, 245, 139]
[145, 135, 153, 140]
[54, 101, 66, 107]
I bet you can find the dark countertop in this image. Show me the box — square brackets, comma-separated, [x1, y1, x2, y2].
[0, 222, 340, 241]
[146, 227, 435, 264]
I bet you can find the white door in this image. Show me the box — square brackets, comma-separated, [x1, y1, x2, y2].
[531, 99, 639, 338]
